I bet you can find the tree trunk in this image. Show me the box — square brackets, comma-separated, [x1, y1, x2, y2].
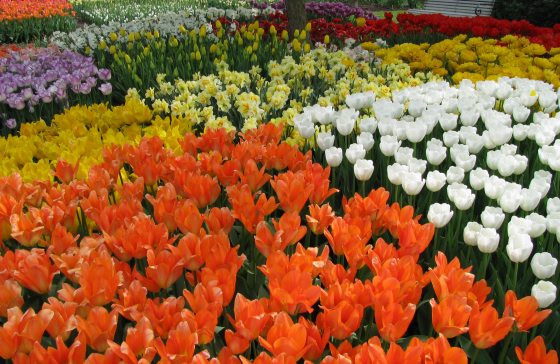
[285, 0, 307, 38]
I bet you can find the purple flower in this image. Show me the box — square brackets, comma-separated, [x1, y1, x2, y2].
[5, 118, 16, 129]
[98, 68, 111, 81]
[99, 83, 112, 96]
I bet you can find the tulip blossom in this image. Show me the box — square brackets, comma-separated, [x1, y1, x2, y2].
[477, 227, 500, 253]
[531, 281, 557, 308]
[515, 336, 559, 364]
[427, 203, 454, 228]
[506, 233, 533, 263]
[325, 147, 343, 167]
[531, 252, 558, 280]
[354, 159, 374, 181]
[481, 206, 505, 229]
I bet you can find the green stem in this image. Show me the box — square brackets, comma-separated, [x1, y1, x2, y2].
[497, 333, 513, 364]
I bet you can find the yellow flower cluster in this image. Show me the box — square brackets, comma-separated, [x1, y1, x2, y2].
[374, 35, 560, 87]
[0, 97, 191, 182]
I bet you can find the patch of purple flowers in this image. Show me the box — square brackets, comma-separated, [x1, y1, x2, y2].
[0, 46, 111, 113]
[250, 1, 376, 20]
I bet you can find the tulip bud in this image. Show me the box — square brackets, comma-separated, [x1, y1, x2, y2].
[379, 135, 400, 157]
[481, 206, 505, 229]
[395, 147, 413, 165]
[520, 188, 541, 212]
[512, 104, 530, 123]
[317, 131, 335, 151]
[546, 212, 560, 235]
[531, 252, 558, 280]
[446, 166, 465, 184]
[531, 280, 557, 308]
[359, 117, 377, 133]
[401, 172, 425, 196]
[426, 171, 446, 192]
[336, 109, 358, 136]
[345, 143, 366, 164]
[477, 227, 500, 253]
[443, 131, 460, 147]
[387, 163, 408, 186]
[499, 186, 523, 213]
[357, 132, 375, 151]
[325, 147, 343, 167]
[463, 221, 482, 246]
[508, 216, 533, 237]
[354, 159, 374, 181]
[526, 213, 547, 238]
[547, 197, 560, 215]
[428, 203, 454, 228]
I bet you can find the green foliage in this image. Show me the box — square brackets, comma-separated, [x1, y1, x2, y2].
[493, 0, 560, 27]
[0, 16, 76, 43]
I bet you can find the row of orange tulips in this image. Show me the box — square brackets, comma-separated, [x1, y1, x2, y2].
[0, 124, 557, 363]
[0, 0, 74, 21]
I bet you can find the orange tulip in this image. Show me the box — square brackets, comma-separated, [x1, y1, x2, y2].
[174, 199, 204, 235]
[430, 295, 471, 338]
[269, 268, 322, 315]
[54, 160, 79, 184]
[469, 303, 514, 349]
[317, 300, 364, 340]
[131, 297, 185, 339]
[270, 171, 313, 213]
[13, 249, 58, 295]
[319, 261, 357, 288]
[154, 321, 198, 363]
[200, 232, 245, 272]
[10, 208, 44, 247]
[259, 312, 310, 360]
[238, 159, 271, 192]
[306, 204, 335, 235]
[375, 301, 416, 342]
[197, 127, 235, 157]
[145, 249, 184, 290]
[42, 297, 77, 341]
[205, 207, 235, 235]
[504, 290, 551, 332]
[0, 192, 22, 241]
[76, 306, 118, 353]
[289, 244, 330, 279]
[304, 162, 338, 205]
[114, 280, 148, 320]
[194, 308, 219, 345]
[0, 307, 54, 358]
[170, 233, 204, 271]
[515, 336, 558, 364]
[225, 329, 251, 355]
[28, 333, 87, 363]
[200, 266, 241, 307]
[126, 137, 169, 186]
[255, 220, 286, 257]
[145, 183, 179, 232]
[0, 278, 23, 318]
[228, 184, 278, 233]
[184, 282, 224, 316]
[263, 142, 311, 172]
[78, 251, 120, 306]
[107, 317, 156, 363]
[178, 172, 221, 209]
[272, 211, 307, 247]
[324, 217, 364, 256]
[215, 158, 242, 187]
[228, 294, 270, 342]
[396, 219, 434, 261]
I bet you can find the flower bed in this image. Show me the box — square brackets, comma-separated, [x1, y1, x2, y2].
[0, 123, 554, 362]
[0, 0, 76, 43]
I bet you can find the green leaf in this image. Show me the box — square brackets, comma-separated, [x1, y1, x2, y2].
[458, 336, 494, 364]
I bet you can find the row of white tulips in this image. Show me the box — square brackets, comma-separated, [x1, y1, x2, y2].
[294, 77, 559, 309]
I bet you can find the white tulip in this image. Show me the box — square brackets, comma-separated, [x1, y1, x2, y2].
[513, 155, 528, 175]
[357, 132, 375, 151]
[346, 91, 376, 109]
[531, 280, 557, 308]
[450, 144, 469, 162]
[407, 158, 427, 175]
[464, 221, 482, 246]
[506, 233, 533, 263]
[296, 121, 315, 138]
[534, 170, 552, 184]
[460, 109, 480, 126]
[531, 252, 558, 280]
[529, 178, 551, 198]
[539, 145, 557, 166]
[450, 187, 476, 210]
[465, 134, 485, 154]
[484, 175, 507, 200]
[379, 135, 400, 157]
[459, 126, 478, 142]
[547, 197, 560, 215]
[477, 80, 498, 97]
[359, 117, 377, 133]
[377, 119, 395, 136]
[426, 141, 447, 166]
[508, 216, 533, 236]
[439, 113, 458, 131]
[315, 106, 336, 125]
[482, 130, 498, 150]
[325, 147, 343, 167]
[469, 168, 489, 191]
[336, 108, 359, 136]
[454, 153, 477, 172]
[513, 124, 529, 141]
[316, 131, 335, 150]
[393, 121, 408, 141]
[500, 143, 517, 156]
[428, 203, 454, 228]
[496, 83, 513, 100]
[486, 150, 501, 170]
[526, 213, 547, 238]
[520, 89, 538, 107]
[354, 159, 374, 181]
[488, 125, 513, 146]
[481, 206, 505, 229]
[426, 170, 447, 192]
[499, 186, 523, 213]
[477, 227, 500, 253]
[503, 97, 520, 114]
[446, 166, 465, 184]
[520, 188, 541, 212]
[345, 143, 366, 164]
[395, 147, 414, 165]
[387, 163, 409, 186]
[547, 212, 560, 235]
[442, 98, 459, 113]
[497, 154, 517, 177]
[535, 128, 556, 147]
[513, 104, 531, 123]
[408, 99, 427, 117]
[401, 172, 425, 196]
[538, 90, 558, 109]
[405, 122, 428, 143]
[443, 131, 460, 147]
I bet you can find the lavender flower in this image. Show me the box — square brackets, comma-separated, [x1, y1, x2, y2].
[251, 1, 377, 19]
[5, 119, 16, 129]
[99, 83, 112, 96]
